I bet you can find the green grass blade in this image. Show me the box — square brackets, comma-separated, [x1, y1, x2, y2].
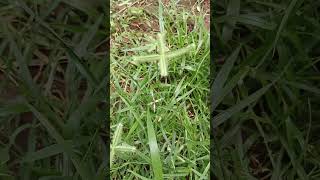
[76, 15, 103, 57]
[273, 0, 299, 52]
[112, 123, 123, 146]
[212, 83, 272, 128]
[212, 66, 250, 110]
[211, 46, 240, 111]
[222, 0, 240, 42]
[229, 14, 276, 30]
[128, 170, 152, 180]
[255, 0, 299, 69]
[26, 103, 64, 142]
[0, 147, 9, 165]
[146, 111, 163, 180]
[22, 142, 71, 162]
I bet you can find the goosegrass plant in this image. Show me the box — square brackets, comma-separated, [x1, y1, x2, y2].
[131, 33, 196, 78]
[111, 0, 210, 179]
[130, 0, 196, 78]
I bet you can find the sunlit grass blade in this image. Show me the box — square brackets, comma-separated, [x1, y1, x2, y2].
[146, 111, 163, 180]
[112, 123, 123, 146]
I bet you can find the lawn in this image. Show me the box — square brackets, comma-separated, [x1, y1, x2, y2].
[110, 0, 210, 179]
[212, 0, 320, 179]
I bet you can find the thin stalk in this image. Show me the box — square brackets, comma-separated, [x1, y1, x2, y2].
[158, 33, 168, 77]
[131, 43, 196, 65]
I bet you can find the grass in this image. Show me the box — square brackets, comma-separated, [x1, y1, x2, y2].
[110, 0, 210, 179]
[0, 0, 107, 179]
[2, 0, 319, 179]
[212, 0, 320, 179]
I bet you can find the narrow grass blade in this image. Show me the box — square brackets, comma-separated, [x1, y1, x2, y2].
[212, 66, 250, 110]
[228, 14, 276, 30]
[255, 0, 299, 69]
[129, 170, 152, 180]
[0, 147, 9, 165]
[222, 0, 240, 42]
[284, 81, 320, 95]
[279, 136, 308, 179]
[273, 0, 299, 51]
[22, 142, 71, 162]
[4, 25, 36, 94]
[9, 124, 32, 146]
[0, 101, 29, 117]
[112, 123, 123, 146]
[211, 46, 240, 111]
[212, 83, 272, 128]
[26, 103, 64, 142]
[146, 111, 163, 180]
[199, 162, 210, 179]
[76, 15, 103, 57]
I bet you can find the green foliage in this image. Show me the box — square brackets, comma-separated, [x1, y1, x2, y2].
[0, 0, 107, 179]
[212, 0, 320, 179]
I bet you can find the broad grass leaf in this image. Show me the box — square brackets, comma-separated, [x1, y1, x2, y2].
[146, 111, 163, 180]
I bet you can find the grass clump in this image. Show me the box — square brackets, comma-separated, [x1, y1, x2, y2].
[111, 0, 210, 179]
